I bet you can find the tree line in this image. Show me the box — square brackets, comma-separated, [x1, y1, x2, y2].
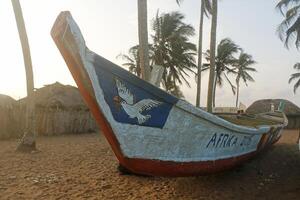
[120, 0, 257, 110]
[122, 0, 299, 113]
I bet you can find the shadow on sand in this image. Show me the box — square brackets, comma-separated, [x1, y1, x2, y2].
[172, 143, 300, 199]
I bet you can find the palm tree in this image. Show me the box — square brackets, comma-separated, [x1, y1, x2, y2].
[151, 11, 197, 97]
[232, 52, 257, 107]
[137, 0, 183, 82]
[276, 1, 300, 94]
[118, 45, 155, 77]
[289, 63, 300, 93]
[276, 0, 300, 48]
[137, 0, 151, 81]
[207, 0, 218, 112]
[204, 38, 240, 107]
[11, 0, 36, 151]
[196, 0, 212, 107]
[118, 45, 141, 77]
[121, 11, 196, 97]
[165, 76, 185, 98]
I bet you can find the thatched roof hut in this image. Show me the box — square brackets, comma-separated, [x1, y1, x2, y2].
[246, 99, 300, 129]
[0, 95, 20, 139]
[19, 82, 87, 110]
[17, 82, 97, 136]
[0, 94, 16, 109]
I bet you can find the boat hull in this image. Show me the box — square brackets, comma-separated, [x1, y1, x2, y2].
[51, 11, 287, 176]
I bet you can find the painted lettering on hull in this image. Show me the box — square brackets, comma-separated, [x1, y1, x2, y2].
[206, 133, 253, 149]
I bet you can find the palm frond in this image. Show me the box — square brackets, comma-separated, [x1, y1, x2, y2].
[203, 0, 212, 17]
[234, 52, 257, 86]
[176, 0, 183, 6]
[276, 0, 300, 15]
[204, 38, 244, 91]
[294, 62, 300, 69]
[288, 62, 300, 93]
[276, 1, 300, 48]
[293, 78, 300, 93]
[151, 11, 197, 90]
[224, 74, 236, 95]
[289, 72, 300, 83]
[116, 54, 134, 63]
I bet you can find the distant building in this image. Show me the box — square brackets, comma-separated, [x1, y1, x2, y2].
[212, 103, 247, 114]
[213, 107, 238, 114]
[246, 99, 300, 129]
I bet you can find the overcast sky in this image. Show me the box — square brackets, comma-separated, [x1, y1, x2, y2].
[0, 0, 299, 107]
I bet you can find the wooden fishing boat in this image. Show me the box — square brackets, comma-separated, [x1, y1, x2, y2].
[51, 11, 288, 177]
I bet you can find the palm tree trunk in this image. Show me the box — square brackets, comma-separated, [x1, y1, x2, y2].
[11, 0, 36, 152]
[207, 0, 218, 113]
[196, 1, 205, 107]
[137, 0, 151, 82]
[212, 75, 217, 107]
[236, 81, 240, 108]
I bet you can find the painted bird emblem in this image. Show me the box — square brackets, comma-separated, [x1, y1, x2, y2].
[113, 79, 162, 124]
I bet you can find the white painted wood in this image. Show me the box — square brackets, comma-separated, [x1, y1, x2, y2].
[149, 65, 164, 87]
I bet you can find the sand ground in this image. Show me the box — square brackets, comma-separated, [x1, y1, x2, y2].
[0, 130, 299, 200]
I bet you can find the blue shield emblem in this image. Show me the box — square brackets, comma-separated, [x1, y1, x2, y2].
[92, 58, 176, 129]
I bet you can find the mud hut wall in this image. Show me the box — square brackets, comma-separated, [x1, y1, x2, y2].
[0, 107, 21, 139]
[35, 107, 97, 135]
[14, 106, 97, 136]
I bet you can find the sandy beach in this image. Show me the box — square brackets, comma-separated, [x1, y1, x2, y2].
[0, 130, 299, 200]
[1, 1, 300, 199]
